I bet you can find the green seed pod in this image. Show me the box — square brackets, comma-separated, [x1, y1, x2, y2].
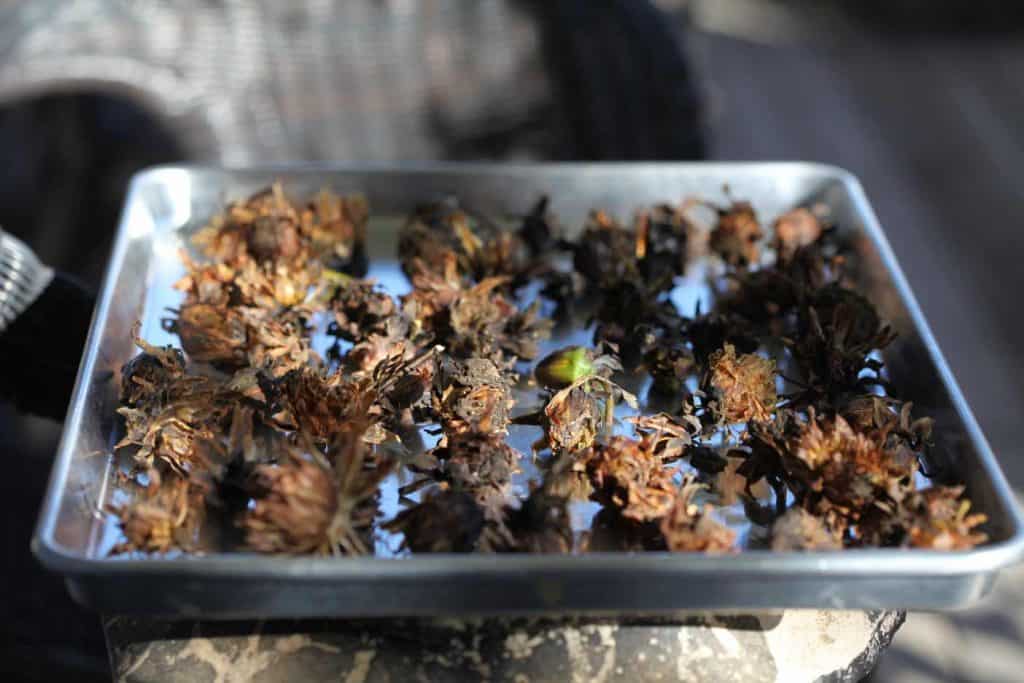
[535, 346, 594, 390]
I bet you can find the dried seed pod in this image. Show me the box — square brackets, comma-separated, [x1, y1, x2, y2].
[773, 208, 823, 261]
[496, 488, 574, 554]
[706, 343, 777, 424]
[420, 432, 522, 510]
[385, 489, 486, 553]
[328, 280, 398, 343]
[709, 201, 762, 266]
[243, 452, 339, 555]
[583, 436, 677, 522]
[572, 210, 637, 288]
[902, 486, 987, 550]
[120, 337, 186, 407]
[628, 412, 700, 462]
[786, 412, 918, 518]
[770, 507, 842, 551]
[110, 477, 204, 554]
[398, 200, 527, 284]
[435, 356, 515, 435]
[660, 480, 736, 553]
[174, 303, 248, 367]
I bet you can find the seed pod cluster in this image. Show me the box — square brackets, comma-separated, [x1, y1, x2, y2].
[107, 183, 985, 559]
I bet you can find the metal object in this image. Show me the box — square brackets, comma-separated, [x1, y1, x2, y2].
[0, 229, 53, 335]
[33, 163, 1024, 618]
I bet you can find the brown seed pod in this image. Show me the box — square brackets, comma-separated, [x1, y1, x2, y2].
[110, 476, 205, 554]
[786, 412, 918, 519]
[773, 208, 823, 262]
[385, 489, 486, 553]
[660, 479, 736, 553]
[902, 486, 987, 550]
[706, 343, 777, 424]
[119, 333, 186, 408]
[583, 436, 677, 522]
[709, 201, 762, 266]
[243, 452, 339, 555]
[770, 507, 842, 551]
[174, 303, 248, 367]
[434, 356, 515, 435]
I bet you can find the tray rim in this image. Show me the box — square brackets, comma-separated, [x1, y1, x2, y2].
[33, 161, 1024, 592]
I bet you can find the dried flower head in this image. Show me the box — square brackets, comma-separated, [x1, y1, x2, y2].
[773, 208, 823, 261]
[770, 507, 842, 551]
[385, 489, 486, 553]
[434, 356, 515, 435]
[709, 201, 762, 266]
[787, 412, 918, 517]
[328, 279, 398, 343]
[494, 487, 574, 554]
[120, 334, 186, 407]
[411, 431, 522, 513]
[583, 436, 677, 522]
[173, 303, 248, 367]
[660, 479, 736, 552]
[706, 344, 777, 423]
[243, 451, 339, 554]
[110, 477, 204, 554]
[902, 486, 987, 550]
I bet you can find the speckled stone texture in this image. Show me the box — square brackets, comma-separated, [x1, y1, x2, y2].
[105, 611, 903, 683]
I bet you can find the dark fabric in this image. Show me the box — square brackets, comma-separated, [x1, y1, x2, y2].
[526, 0, 706, 160]
[0, 273, 95, 420]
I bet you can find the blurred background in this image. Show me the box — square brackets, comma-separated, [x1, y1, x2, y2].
[2, 1, 1023, 680]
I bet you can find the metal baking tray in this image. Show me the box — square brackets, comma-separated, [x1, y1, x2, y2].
[33, 163, 1024, 618]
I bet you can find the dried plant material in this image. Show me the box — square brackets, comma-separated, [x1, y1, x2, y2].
[385, 489, 485, 553]
[409, 432, 522, 514]
[629, 412, 700, 462]
[583, 436, 677, 522]
[530, 345, 637, 455]
[487, 487, 574, 554]
[771, 507, 842, 551]
[714, 454, 771, 505]
[706, 344, 777, 423]
[790, 285, 897, 401]
[328, 279, 398, 343]
[274, 368, 364, 439]
[115, 377, 226, 478]
[403, 255, 551, 364]
[572, 210, 638, 288]
[660, 479, 736, 552]
[434, 356, 515, 435]
[174, 303, 248, 367]
[709, 201, 762, 266]
[110, 477, 204, 554]
[119, 333, 186, 407]
[243, 449, 338, 554]
[902, 486, 988, 550]
[398, 199, 534, 288]
[244, 427, 389, 556]
[110, 182, 986, 558]
[641, 341, 695, 397]
[786, 412, 917, 518]
[773, 208, 823, 261]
